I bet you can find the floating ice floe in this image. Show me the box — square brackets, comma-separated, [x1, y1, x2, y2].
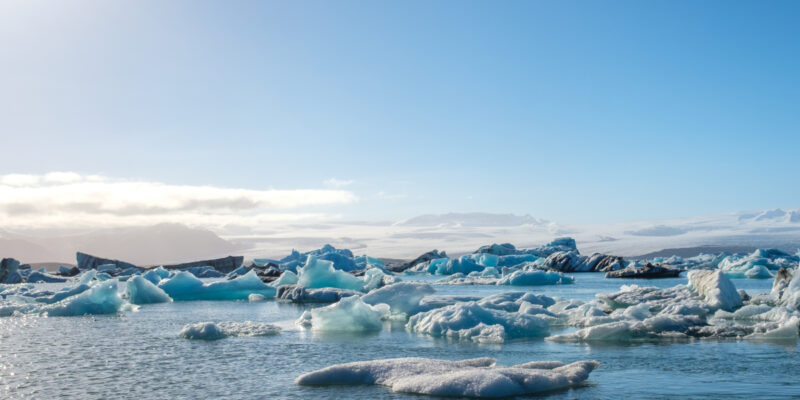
[547, 268, 800, 342]
[270, 270, 299, 287]
[497, 269, 574, 285]
[0, 280, 127, 317]
[126, 276, 172, 304]
[158, 270, 276, 301]
[179, 321, 281, 340]
[296, 357, 600, 398]
[406, 301, 551, 343]
[276, 285, 359, 303]
[299, 296, 389, 332]
[295, 256, 394, 292]
[361, 282, 435, 317]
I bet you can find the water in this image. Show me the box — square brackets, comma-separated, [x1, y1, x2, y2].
[1, 273, 797, 399]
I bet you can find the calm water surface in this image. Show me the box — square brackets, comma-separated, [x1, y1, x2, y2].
[1, 273, 796, 399]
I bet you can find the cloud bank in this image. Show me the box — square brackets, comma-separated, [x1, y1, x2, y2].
[0, 172, 357, 230]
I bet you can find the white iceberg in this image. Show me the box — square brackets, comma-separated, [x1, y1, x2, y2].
[179, 321, 281, 340]
[687, 270, 742, 311]
[303, 296, 389, 332]
[296, 357, 600, 398]
[406, 301, 550, 343]
[361, 282, 435, 316]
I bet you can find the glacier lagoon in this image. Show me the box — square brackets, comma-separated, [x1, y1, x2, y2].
[1, 273, 798, 399]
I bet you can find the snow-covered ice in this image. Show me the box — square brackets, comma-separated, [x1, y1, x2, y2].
[296, 357, 600, 398]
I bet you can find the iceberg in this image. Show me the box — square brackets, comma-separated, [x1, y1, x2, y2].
[35, 284, 91, 304]
[0, 280, 126, 317]
[26, 271, 69, 283]
[0, 258, 23, 284]
[296, 256, 367, 291]
[270, 270, 299, 287]
[276, 285, 358, 303]
[406, 301, 550, 343]
[187, 266, 224, 278]
[478, 291, 556, 311]
[605, 263, 681, 279]
[179, 321, 281, 340]
[687, 270, 742, 311]
[296, 357, 600, 398]
[496, 269, 574, 286]
[361, 282, 435, 316]
[126, 276, 172, 304]
[279, 244, 357, 272]
[304, 296, 389, 332]
[158, 270, 276, 301]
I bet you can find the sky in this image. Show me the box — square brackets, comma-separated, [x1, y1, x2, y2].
[1, 0, 798, 231]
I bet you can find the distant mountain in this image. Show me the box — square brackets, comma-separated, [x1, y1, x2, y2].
[0, 223, 239, 265]
[737, 208, 800, 223]
[396, 212, 546, 227]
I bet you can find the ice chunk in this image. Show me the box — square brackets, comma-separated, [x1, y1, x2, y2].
[126, 276, 172, 304]
[35, 284, 91, 304]
[187, 266, 224, 278]
[687, 270, 742, 311]
[744, 317, 799, 339]
[248, 293, 267, 302]
[406, 301, 550, 343]
[361, 282, 435, 316]
[296, 357, 600, 398]
[270, 270, 299, 287]
[296, 256, 366, 291]
[142, 269, 164, 285]
[276, 285, 358, 303]
[26, 271, 69, 283]
[304, 296, 389, 332]
[779, 270, 800, 309]
[0, 258, 22, 284]
[179, 321, 281, 340]
[548, 314, 704, 342]
[158, 270, 276, 301]
[478, 292, 556, 311]
[0, 280, 126, 317]
[496, 270, 574, 286]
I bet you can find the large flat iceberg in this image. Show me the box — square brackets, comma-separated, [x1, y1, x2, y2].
[158, 270, 275, 301]
[296, 357, 600, 398]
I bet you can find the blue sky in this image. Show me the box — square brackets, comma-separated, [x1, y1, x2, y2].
[1, 0, 798, 225]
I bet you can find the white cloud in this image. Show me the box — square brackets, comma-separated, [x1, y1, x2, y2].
[43, 171, 83, 183]
[0, 173, 40, 187]
[0, 172, 357, 230]
[324, 178, 355, 188]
